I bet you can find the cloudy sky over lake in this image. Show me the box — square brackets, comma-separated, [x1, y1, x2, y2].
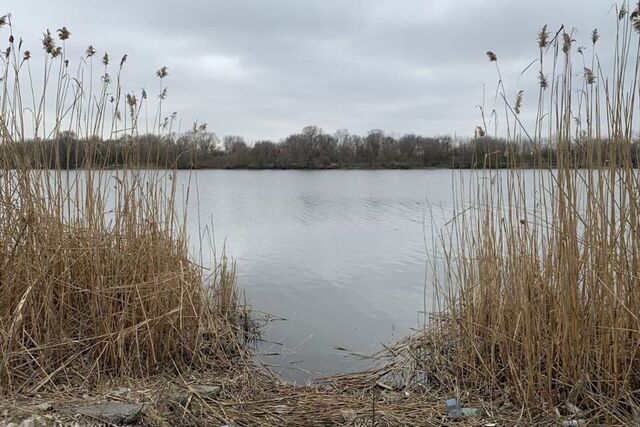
[7, 1, 617, 141]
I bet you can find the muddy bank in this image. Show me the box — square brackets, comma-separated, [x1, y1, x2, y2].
[0, 335, 583, 427]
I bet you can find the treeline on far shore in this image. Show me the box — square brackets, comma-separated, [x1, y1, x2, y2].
[4, 125, 640, 169]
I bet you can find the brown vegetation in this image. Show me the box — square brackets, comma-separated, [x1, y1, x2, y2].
[413, 3, 640, 424]
[0, 14, 247, 395]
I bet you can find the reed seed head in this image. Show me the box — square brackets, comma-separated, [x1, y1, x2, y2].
[632, 13, 640, 33]
[514, 90, 523, 114]
[141, 88, 147, 99]
[156, 66, 169, 79]
[23, 50, 30, 61]
[57, 26, 70, 41]
[486, 51, 497, 62]
[127, 93, 137, 117]
[8, 35, 13, 44]
[584, 68, 595, 85]
[102, 52, 109, 66]
[86, 45, 96, 57]
[539, 71, 548, 89]
[475, 126, 486, 137]
[120, 54, 127, 66]
[592, 28, 599, 44]
[562, 33, 573, 54]
[0, 15, 7, 28]
[537, 25, 549, 48]
[619, 4, 627, 20]
[42, 30, 55, 55]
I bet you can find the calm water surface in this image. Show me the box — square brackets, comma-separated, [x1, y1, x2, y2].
[181, 170, 460, 383]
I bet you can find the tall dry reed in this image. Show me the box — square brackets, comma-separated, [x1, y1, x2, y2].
[432, 2, 640, 422]
[0, 15, 243, 394]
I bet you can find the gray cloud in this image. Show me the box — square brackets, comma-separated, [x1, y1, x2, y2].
[5, 0, 619, 141]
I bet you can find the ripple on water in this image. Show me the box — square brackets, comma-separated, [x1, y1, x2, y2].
[180, 169, 461, 382]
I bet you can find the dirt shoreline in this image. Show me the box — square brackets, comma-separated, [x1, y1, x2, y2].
[0, 343, 583, 427]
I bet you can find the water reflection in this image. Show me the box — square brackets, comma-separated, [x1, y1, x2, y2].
[183, 170, 452, 383]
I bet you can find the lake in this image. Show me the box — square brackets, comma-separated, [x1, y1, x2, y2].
[179, 169, 463, 383]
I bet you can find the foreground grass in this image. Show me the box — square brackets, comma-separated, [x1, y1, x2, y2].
[0, 17, 248, 394]
[420, 3, 640, 425]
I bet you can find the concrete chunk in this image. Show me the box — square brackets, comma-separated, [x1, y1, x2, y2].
[164, 384, 222, 408]
[63, 402, 144, 425]
[191, 385, 221, 397]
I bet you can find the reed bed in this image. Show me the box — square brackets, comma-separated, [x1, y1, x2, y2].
[387, 2, 640, 424]
[0, 14, 246, 397]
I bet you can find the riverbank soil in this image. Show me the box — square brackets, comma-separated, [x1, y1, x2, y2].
[0, 337, 583, 427]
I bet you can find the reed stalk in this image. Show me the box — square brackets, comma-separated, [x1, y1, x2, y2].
[0, 15, 244, 394]
[434, 2, 640, 422]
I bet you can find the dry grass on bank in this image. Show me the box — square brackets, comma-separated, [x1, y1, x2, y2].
[0, 166, 248, 392]
[0, 15, 248, 396]
[403, 2, 640, 425]
[0, 357, 544, 427]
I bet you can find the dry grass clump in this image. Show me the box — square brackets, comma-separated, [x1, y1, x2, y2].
[418, 2, 640, 423]
[0, 169, 239, 392]
[0, 15, 246, 394]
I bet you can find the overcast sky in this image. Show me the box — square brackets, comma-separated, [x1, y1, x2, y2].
[6, 1, 618, 142]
